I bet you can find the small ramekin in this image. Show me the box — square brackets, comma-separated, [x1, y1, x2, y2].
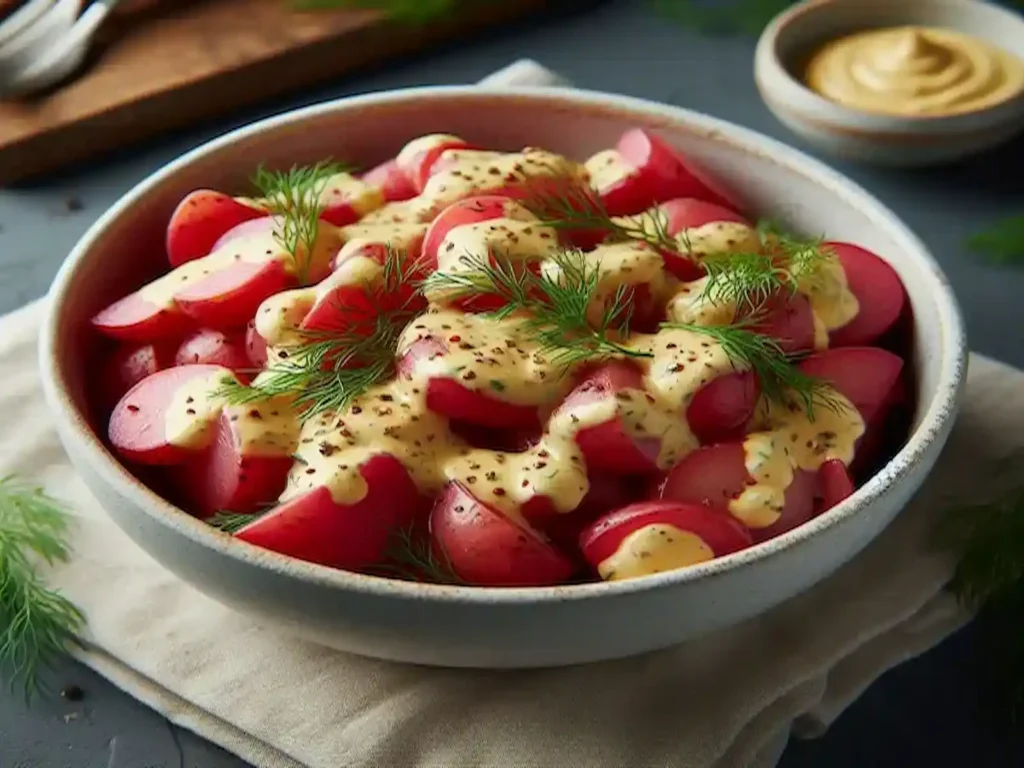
[754, 0, 1024, 166]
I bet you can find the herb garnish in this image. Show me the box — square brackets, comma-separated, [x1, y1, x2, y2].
[378, 525, 464, 584]
[0, 476, 84, 697]
[968, 215, 1024, 266]
[252, 161, 349, 283]
[217, 246, 423, 421]
[425, 249, 647, 366]
[208, 511, 264, 534]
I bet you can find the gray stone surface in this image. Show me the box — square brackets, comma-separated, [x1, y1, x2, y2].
[1, 1, 1022, 765]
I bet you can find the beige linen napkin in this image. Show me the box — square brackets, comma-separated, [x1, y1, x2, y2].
[7, 61, 1017, 768]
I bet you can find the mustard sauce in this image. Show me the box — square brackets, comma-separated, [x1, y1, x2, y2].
[584, 149, 635, 192]
[147, 138, 871, 559]
[597, 524, 715, 581]
[804, 26, 1024, 117]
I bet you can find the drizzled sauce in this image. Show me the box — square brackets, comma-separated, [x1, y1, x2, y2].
[157, 139, 868, 542]
[597, 524, 714, 580]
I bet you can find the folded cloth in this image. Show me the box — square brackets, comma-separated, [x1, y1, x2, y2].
[5, 61, 1016, 768]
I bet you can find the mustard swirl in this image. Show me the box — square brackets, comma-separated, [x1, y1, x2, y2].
[804, 26, 1024, 117]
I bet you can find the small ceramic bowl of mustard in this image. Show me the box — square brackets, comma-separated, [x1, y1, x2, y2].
[754, 0, 1024, 166]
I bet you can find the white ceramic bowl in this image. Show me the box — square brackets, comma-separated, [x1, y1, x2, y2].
[40, 86, 967, 668]
[754, 0, 1024, 166]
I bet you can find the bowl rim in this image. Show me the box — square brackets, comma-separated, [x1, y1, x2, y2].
[40, 84, 968, 605]
[754, 0, 1024, 129]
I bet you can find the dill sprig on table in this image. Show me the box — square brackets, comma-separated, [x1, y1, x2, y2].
[968, 215, 1024, 266]
[251, 161, 349, 283]
[424, 249, 649, 366]
[0, 476, 84, 698]
[217, 246, 423, 421]
[292, 0, 460, 23]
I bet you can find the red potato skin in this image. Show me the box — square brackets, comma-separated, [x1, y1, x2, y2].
[173, 259, 297, 331]
[91, 290, 194, 342]
[401, 137, 473, 192]
[429, 482, 575, 587]
[558, 361, 663, 476]
[166, 190, 266, 267]
[537, 473, 639, 553]
[421, 195, 519, 270]
[613, 129, 741, 214]
[797, 347, 904, 424]
[397, 336, 541, 429]
[97, 341, 177, 414]
[174, 329, 253, 380]
[817, 459, 855, 514]
[656, 197, 749, 281]
[175, 411, 294, 517]
[362, 159, 418, 202]
[579, 500, 753, 572]
[746, 292, 817, 356]
[108, 364, 226, 466]
[235, 455, 421, 570]
[686, 371, 760, 444]
[747, 470, 817, 544]
[826, 242, 907, 348]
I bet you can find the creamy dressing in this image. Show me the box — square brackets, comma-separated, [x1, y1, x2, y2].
[665, 277, 737, 327]
[675, 221, 762, 260]
[584, 149, 635, 192]
[729, 391, 864, 528]
[358, 147, 588, 226]
[164, 369, 299, 458]
[798, 250, 859, 333]
[597, 523, 715, 581]
[396, 133, 465, 171]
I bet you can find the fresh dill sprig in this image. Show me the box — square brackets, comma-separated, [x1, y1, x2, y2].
[698, 232, 831, 315]
[425, 249, 652, 366]
[217, 246, 422, 421]
[936, 481, 1024, 724]
[252, 161, 349, 283]
[292, 0, 460, 23]
[0, 476, 84, 698]
[377, 525, 464, 584]
[648, 0, 793, 36]
[519, 183, 681, 255]
[662, 321, 843, 417]
[208, 511, 263, 534]
[968, 215, 1024, 266]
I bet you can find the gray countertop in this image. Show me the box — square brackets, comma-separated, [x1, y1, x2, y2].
[2, 1, 1022, 765]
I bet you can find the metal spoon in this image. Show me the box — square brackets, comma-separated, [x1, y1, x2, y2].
[0, 0, 120, 98]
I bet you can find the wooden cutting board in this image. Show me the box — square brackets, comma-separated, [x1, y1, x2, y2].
[0, 0, 550, 184]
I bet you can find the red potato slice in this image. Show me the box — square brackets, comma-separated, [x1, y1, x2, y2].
[429, 482, 575, 587]
[166, 190, 266, 267]
[654, 442, 816, 541]
[174, 329, 253, 380]
[421, 195, 524, 270]
[302, 244, 427, 340]
[817, 458, 854, 514]
[556, 361, 664, 476]
[362, 159, 418, 202]
[211, 216, 275, 252]
[537, 473, 639, 553]
[174, 258, 297, 331]
[686, 371, 760, 444]
[580, 500, 752, 579]
[91, 289, 194, 342]
[447, 420, 543, 453]
[745, 291, 817, 355]
[96, 341, 177, 414]
[397, 336, 541, 429]
[826, 242, 907, 347]
[174, 411, 294, 517]
[656, 197, 750, 281]
[399, 136, 474, 192]
[108, 364, 226, 465]
[798, 347, 904, 424]
[244, 320, 268, 367]
[747, 469, 817, 544]
[617, 129, 741, 212]
[235, 455, 421, 570]
[849, 375, 909, 477]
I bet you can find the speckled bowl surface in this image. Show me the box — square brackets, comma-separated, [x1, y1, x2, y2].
[755, 0, 1024, 166]
[40, 86, 967, 668]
